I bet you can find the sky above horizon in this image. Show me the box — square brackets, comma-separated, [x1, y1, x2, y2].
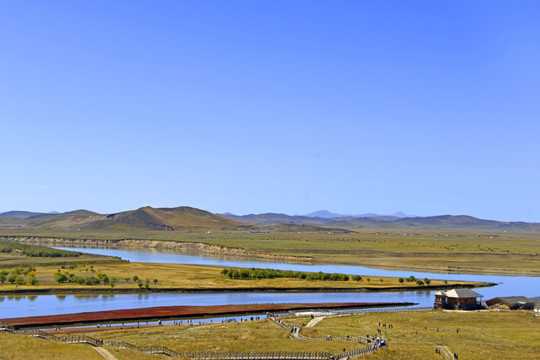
[1, 1, 539, 222]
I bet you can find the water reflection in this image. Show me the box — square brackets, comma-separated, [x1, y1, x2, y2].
[0, 292, 422, 319]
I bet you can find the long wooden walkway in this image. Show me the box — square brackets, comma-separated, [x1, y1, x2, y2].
[1, 307, 390, 360]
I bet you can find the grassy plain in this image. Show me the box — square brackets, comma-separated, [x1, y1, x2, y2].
[0, 260, 479, 293]
[0, 331, 103, 360]
[2, 227, 539, 275]
[4, 311, 537, 359]
[295, 310, 540, 360]
[71, 310, 538, 359]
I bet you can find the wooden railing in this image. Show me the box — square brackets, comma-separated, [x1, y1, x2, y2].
[283, 306, 431, 317]
[1, 311, 395, 359]
[335, 345, 380, 359]
[184, 351, 332, 360]
[333, 306, 431, 315]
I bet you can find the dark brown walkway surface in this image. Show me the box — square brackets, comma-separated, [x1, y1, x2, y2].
[1, 302, 411, 328]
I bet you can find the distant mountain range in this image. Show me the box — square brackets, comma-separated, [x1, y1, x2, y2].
[302, 210, 412, 218]
[219, 212, 540, 231]
[1, 208, 539, 232]
[0, 211, 60, 219]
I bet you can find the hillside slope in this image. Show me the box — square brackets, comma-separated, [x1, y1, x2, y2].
[0, 206, 253, 232]
[83, 206, 250, 231]
[221, 213, 540, 231]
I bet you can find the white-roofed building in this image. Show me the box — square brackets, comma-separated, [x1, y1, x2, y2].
[433, 289, 483, 310]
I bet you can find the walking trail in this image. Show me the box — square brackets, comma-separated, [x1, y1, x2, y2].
[439, 345, 454, 360]
[305, 316, 326, 328]
[93, 347, 118, 360]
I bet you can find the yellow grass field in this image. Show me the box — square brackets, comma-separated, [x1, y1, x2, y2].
[78, 310, 538, 359]
[0, 261, 484, 293]
[0, 331, 103, 360]
[3, 309, 538, 359]
[2, 228, 539, 276]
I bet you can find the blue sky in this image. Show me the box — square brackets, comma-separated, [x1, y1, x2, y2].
[1, 1, 539, 222]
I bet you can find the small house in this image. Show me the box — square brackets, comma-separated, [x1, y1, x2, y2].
[486, 296, 535, 310]
[434, 291, 447, 309]
[434, 289, 483, 310]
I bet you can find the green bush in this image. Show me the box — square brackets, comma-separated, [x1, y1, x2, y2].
[54, 272, 68, 283]
[222, 267, 351, 281]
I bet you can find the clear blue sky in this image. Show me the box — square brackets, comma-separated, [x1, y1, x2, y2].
[1, 1, 539, 222]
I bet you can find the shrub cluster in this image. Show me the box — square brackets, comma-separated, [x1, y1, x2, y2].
[400, 275, 430, 286]
[130, 275, 158, 289]
[54, 270, 116, 286]
[221, 268, 350, 281]
[0, 267, 38, 286]
[0, 241, 81, 257]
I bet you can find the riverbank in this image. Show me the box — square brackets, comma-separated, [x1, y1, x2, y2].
[0, 282, 492, 295]
[2, 233, 539, 277]
[0, 261, 491, 295]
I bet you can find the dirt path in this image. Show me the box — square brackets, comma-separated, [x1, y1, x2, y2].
[440, 345, 454, 359]
[305, 316, 325, 328]
[93, 347, 118, 360]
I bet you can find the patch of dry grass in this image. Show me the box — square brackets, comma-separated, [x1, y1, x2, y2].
[4, 310, 537, 359]
[85, 320, 355, 353]
[84, 310, 539, 359]
[0, 331, 103, 360]
[296, 310, 540, 359]
[2, 228, 538, 275]
[0, 261, 479, 292]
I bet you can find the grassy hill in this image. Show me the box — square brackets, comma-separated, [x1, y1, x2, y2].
[0, 211, 50, 219]
[84, 206, 250, 231]
[0, 207, 253, 232]
[2, 207, 539, 233]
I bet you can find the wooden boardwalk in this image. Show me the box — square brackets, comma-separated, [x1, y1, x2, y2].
[1, 310, 390, 360]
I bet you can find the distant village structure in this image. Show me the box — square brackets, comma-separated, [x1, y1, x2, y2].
[486, 296, 540, 310]
[434, 289, 483, 310]
[434, 290, 540, 312]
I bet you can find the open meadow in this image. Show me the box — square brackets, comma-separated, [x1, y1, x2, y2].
[2, 227, 539, 276]
[29, 309, 533, 360]
[0, 331, 104, 360]
[0, 257, 481, 294]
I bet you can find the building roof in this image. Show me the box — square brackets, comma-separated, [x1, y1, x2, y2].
[497, 296, 532, 304]
[445, 289, 483, 298]
[434, 291, 446, 296]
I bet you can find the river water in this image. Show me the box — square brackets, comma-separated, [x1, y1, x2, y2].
[0, 246, 538, 319]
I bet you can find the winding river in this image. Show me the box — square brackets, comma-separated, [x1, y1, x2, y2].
[1, 246, 538, 320]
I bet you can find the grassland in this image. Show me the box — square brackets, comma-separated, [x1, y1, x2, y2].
[3, 310, 537, 360]
[0, 260, 481, 294]
[67, 310, 538, 359]
[2, 227, 539, 275]
[0, 331, 103, 360]
[294, 310, 540, 359]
